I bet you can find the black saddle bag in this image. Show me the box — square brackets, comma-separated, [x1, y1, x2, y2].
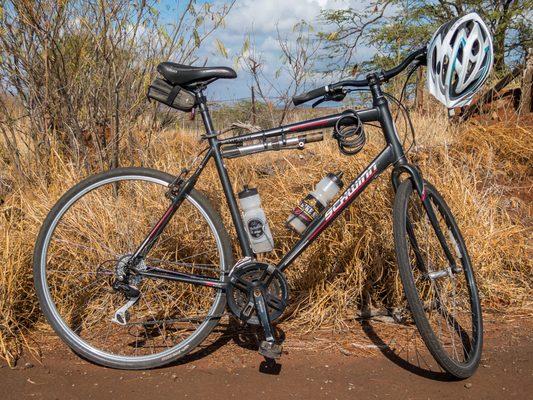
[147, 78, 196, 111]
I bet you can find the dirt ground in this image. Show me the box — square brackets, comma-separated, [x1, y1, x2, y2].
[1, 312, 531, 400]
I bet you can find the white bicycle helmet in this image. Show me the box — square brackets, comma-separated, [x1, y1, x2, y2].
[427, 12, 493, 108]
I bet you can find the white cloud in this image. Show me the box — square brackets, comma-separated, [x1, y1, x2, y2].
[198, 0, 373, 99]
[223, 0, 322, 34]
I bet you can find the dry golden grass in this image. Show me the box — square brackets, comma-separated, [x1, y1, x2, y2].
[0, 111, 531, 366]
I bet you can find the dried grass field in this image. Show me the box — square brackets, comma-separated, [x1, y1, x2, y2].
[0, 108, 531, 366]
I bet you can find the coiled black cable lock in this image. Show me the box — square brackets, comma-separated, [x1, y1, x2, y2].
[333, 114, 365, 155]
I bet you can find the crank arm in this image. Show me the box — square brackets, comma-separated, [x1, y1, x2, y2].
[241, 297, 255, 319]
[253, 289, 275, 343]
[254, 288, 283, 359]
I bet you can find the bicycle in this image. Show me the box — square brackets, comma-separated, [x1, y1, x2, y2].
[34, 46, 483, 378]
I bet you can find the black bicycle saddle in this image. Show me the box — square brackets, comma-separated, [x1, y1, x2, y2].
[157, 62, 237, 86]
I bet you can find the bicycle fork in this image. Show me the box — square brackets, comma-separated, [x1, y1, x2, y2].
[392, 164, 459, 275]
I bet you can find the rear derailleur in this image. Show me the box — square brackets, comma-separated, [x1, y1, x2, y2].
[227, 259, 289, 359]
[111, 282, 140, 325]
[110, 255, 144, 325]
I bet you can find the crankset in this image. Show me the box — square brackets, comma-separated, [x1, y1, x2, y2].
[227, 260, 289, 326]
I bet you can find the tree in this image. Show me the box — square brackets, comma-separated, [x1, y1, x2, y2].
[320, 0, 533, 74]
[0, 0, 234, 176]
[237, 21, 322, 125]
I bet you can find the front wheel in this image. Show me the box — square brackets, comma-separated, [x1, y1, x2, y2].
[393, 179, 483, 379]
[33, 167, 233, 369]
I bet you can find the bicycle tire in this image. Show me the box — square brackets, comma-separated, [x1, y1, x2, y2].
[393, 179, 482, 379]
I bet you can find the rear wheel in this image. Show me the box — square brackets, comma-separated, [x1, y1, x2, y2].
[33, 167, 233, 369]
[393, 179, 482, 378]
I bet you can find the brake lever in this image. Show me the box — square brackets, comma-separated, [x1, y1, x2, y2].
[311, 97, 326, 108]
[311, 91, 347, 108]
[415, 52, 427, 66]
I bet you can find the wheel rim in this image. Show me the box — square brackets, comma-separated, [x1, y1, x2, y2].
[39, 174, 225, 363]
[404, 187, 480, 366]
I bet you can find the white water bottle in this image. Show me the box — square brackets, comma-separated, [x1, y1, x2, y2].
[238, 186, 274, 253]
[286, 172, 344, 235]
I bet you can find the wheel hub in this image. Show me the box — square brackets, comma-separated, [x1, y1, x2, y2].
[115, 254, 146, 286]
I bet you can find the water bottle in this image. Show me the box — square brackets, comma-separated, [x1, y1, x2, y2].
[238, 186, 274, 253]
[286, 172, 344, 235]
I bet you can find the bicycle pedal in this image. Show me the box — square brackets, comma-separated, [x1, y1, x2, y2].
[259, 341, 282, 359]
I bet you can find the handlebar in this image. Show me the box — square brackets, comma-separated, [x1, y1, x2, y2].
[292, 86, 330, 106]
[382, 47, 427, 81]
[292, 47, 427, 106]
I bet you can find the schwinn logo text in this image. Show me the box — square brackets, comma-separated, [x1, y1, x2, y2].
[325, 163, 378, 220]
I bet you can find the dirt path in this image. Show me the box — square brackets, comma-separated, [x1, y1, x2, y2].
[1, 314, 531, 400]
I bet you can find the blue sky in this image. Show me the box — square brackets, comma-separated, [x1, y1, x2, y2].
[155, 0, 374, 100]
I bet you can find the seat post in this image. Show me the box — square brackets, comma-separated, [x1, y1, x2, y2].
[196, 88, 216, 135]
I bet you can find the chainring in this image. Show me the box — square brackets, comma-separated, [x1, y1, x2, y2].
[227, 261, 289, 325]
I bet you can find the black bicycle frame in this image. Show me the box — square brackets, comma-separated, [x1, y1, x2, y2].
[132, 76, 454, 288]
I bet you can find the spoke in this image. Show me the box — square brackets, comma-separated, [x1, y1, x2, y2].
[148, 283, 171, 317]
[450, 278, 459, 359]
[151, 279, 208, 307]
[143, 283, 202, 333]
[142, 280, 207, 329]
[50, 267, 113, 277]
[71, 291, 113, 336]
[61, 276, 109, 302]
[144, 257, 220, 273]
[103, 317, 114, 349]
[174, 249, 216, 264]
[126, 315, 213, 326]
[433, 280, 469, 361]
[51, 237, 118, 257]
[432, 280, 444, 347]
[134, 330, 140, 355]
[140, 295, 172, 352]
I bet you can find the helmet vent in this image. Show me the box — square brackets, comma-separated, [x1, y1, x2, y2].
[457, 46, 464, 63]
[465, 60, 475, 81]
[451, 71, 459, 89]
[450, 30, 459, 46]
[441, 55, 450, 86]
[472, 40, 480, 56]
